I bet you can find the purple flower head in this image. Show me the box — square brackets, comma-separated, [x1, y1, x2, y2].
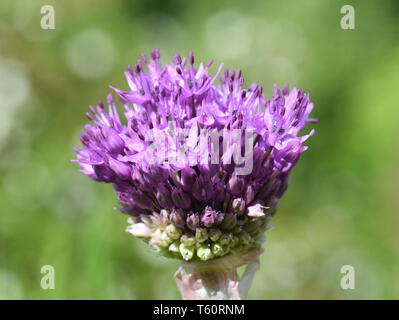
[74, 49, 316, 261]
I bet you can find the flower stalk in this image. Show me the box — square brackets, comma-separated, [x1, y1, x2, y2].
[174, 247, 263, 300]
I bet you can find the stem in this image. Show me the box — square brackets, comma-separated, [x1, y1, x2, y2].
[174, 247, 263, 300]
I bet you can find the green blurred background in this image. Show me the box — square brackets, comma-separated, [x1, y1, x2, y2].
[0, 0, 398, 299]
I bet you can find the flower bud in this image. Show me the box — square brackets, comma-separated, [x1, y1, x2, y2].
[186, 213, 200, 231]
[256, 179, 280, 201]
[150, 49, 161, 60]
[189, 50, 195, 65]
[232, 235, 240, 246]
[168, 241, 180, 254]
[232, 225, 242, 234]
[209, 228, 222, 242]
[173, 53, 182, 65]
[165, 224, 182, 240]
[132, 191, 155, 210]
[170, 208, 186, 228]
[219, 233, 234, 246]
[126, 222, 151, 238]
[198, 163, 218, 177]
[181, 167, 197, 192]
[227, 174, 246, 196]
[196, 244, 214, 261]
[200, 207, 222, 227]
[149, 212, 163, 229]
[212, 181, 225, 202]
[236, 215, 248, 226]
[211, 243, 225, 257]
[179, 243, 195, 261]
[195, 228, 208, 243]
[192, 181, 205, 201]
[156, 183, 174, 208]
[180, 234, 196, 246]
[221, 213, 237, 230]
[230, 198, 246, 216]
[192, 176, 214, 202]
[239, 230, 251, 245]
[159, 209, 170, 225]
[93, 163, 116, 182]
[245, 184, 256, 204]
[160, 231, 172, 246]
[149, 229, 166, 247]
[243, 219, 262, 234]
[171, 188, 192, 209]
[131, 166, 154, 191]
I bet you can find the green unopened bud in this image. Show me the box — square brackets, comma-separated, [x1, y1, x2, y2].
[239, 230, 252, 245]
[149, 229, 166, 247]
[219, 232, 234, 246]
[209, 228, 222, 242]
[236, 216, 248, 226]
[160, 231, 172, 247]
[165, 224, 182, 240]
[195, 228, 208, 243]
[232, 235, 240, 246]
[168, 241, 180, 254]
[232, 226, 242, 234]
[180, 234, 196, 246]
[211, 243, 226, 256]
[197, 244, 214, 261]
[243, 219, 262, 234]
[179, 243, 195, 261]
[221, 213, 237, 230]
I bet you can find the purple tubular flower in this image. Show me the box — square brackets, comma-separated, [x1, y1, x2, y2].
[180, 167, 197, 192]
[131, 191, 155, 211]
[211, 180, 225, 203]
[93, 163, 116, 182]
[171, 188, 192, 210]
[74, 49, 316, 260]
[107, 156, 131, 180]
[156, 183, 174, 209]
[227, 174, 247, 196]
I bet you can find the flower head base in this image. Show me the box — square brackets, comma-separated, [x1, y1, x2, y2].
[126, 208, 271, 261]
[74, 49, 316, 261]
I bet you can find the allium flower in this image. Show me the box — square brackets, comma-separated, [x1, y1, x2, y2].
[74, 49, 316, 263]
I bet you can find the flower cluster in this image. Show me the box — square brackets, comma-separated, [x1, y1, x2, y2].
[74, 49, 316, 261]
